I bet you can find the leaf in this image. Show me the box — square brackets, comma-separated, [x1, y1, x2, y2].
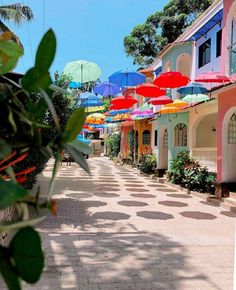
[0, 138, 11, 160]
[0, 246, 21, 290]
[0, 217, 46, 232]
[10, 227, 44, 284]
[65, 144, 90, 174]
[35, 29, 56, 70]
[21, 67, 51, 92]
[69, 139, 91, 154]
[8, 107, 17, 132]
[63, 108, 85, 142]
[0, 180, 29, 210]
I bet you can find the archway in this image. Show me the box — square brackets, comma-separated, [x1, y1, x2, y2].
[177, 54, 192, 78]
[192, 113, 217, 172]
[158, 127, 168, 169]
[222, 107, 236, 182]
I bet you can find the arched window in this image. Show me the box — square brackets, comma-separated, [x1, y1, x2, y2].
[142, 130, 150, 145]
[163, 129, 168, 148]
[228, 113, 236, 144]
[174, 123, 187, 146]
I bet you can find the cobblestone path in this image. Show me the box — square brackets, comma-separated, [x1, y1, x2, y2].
[24, 157, 235, 290]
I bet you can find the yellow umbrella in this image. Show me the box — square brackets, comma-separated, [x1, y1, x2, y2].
[170, 99, 188, 108]
[85, 106, 104, 113]
[87, 113, 106, 119]
[159, 106, 180, 115]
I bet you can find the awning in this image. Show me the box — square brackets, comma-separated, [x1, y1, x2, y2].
[188, 9, 223, 41]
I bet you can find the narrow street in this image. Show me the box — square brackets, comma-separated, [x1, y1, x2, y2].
[26, 157, 235, 290]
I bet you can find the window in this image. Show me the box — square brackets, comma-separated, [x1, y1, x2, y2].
[174, 123, 188, 146]
[228, 113, 236, 144]
[154, 130, 158, 146]
[216, 29, 222, 58]
[142, 130, 150, 145]
[163, 129, 168, 148]
[198, 38, 211, 68]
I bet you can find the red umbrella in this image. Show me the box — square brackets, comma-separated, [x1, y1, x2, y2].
[195, 72, 230, 83]
[148, 95, 173, 105]
[111, 95, 138, 109]
[154, 71, 189, 88]
[136, 83, 166, 98]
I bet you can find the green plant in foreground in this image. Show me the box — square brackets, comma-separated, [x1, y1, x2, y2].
[0, 29, 91, 289]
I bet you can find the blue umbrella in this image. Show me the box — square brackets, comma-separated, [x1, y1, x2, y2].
[69, 81, 82, 89]
[177, 82, 208, 95]
[80, 99, 103, 107]
[94, 81, 123, 96]
[109, 71, 146, 87]
[109, 109, 130, 116]
[80, 92, 103, 99]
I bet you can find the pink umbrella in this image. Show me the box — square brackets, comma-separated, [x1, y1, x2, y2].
[148, 95, 173, 105]
[195, 72, 230, 83]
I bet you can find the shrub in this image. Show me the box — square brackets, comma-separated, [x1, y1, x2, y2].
[105, 133, 121, 159]
[127, 130, 135, 162]
[167, 151, 216, 194]
[139, 153, 157, 174]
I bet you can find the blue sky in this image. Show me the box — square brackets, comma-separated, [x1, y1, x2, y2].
[7, 0, 166, 80]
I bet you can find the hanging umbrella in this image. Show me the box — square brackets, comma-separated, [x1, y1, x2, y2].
[108, 109, 131, 116]
[93, 81, 123, 96]
[154, 71, 189, 88]
[69, 81, 82, 89]
[80, 99, 103, 108]
[111, 95, 138, 109]
[132, 108, 153, 116]
[195, 72, 230, 83]
[84, 106, 105, 113]
[182, 94, 210, 104]
[63, 60, 102, 83]
[177, 82, 208, 95]
[104, 123, 118, 128]
[159, 106, 180, 115]
[138, 102, 153, 111]
[109, 71, 146, 87]
[76, 135, 91, 144]
[171, 99, 189, 108]
[136, 83, 166, 97]
[86, 117, 103, 125]
[148, 95, 173, 105]
[80, 92, 103, 100]
[87, 113, 105, 119]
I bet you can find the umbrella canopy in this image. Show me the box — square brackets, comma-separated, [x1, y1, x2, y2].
[93, 81, 123, 96]
[136, 83, 166, 97]
[63, 60, 102, 83]
[80, 99, 103, 108]
[132, 108, 153, 116]
[195, 72, 230, 83]
[154, 71, 189, 88]
[111, 95, 138, 109]
[79, 92, 103, 100]
[177, 82, 208, 95]
[182, 94, 210, 104]
[159, 106, 180, 115]
[77, 135, 91, 144]
[104, 123, 118, 128]
[109, 71, 146, 87]
[69, 81, 82, 89]
[86, 117, 103, 125]
[138, 102, 153, 111]
[108, 109, 130, 116]
[87, 113, 105, 119]
[171, 99, 189, 108]
[84, 106, 104, 113]
[148, 95, 173, 105]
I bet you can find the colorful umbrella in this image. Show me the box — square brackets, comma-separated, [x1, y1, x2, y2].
[93, 81, 123, 96]
[108, 109, 130, 116]
[111, 95, 138, 109]
[138, 102, 153, 111]
[86, 117, 103, 125]
[63, 60, 102, 83]
[159, 106, 180, 115]
[69, 81, 82, 89]
[80, 99, 103, 108]
[109, 71, 146, 87]
[182, 94, 210, 104]
[87, 113, 105, 119]
[177, 82, 208, 95]
[148, 95, 173, 105]
[171, 99, 189, 108]
[154, 71, 189, 88]
[136, 83, 166, 97]
[104, 123, 118, 128]
[84, 106, 105, 113]
[80, 92, 103, 99]
[76, 135, 91, 144]
[195, 72, 230, 83]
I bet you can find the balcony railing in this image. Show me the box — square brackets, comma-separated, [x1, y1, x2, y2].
[192, 147, 217, 172]
[229, 43, 236, 75]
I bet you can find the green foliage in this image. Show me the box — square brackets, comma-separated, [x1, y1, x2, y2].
[0, 28, 89, 289]
[124, 0, 213, 65]
[167, 151, 216, 194]
[139, 153, 157, 174]
[127, 130, 135, 162]
[105, 133, 121, 159]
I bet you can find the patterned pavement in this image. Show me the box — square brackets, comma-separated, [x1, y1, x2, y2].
[23, 157, 235, 290]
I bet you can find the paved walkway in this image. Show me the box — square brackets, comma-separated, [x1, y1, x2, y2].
[25, 157, 235, 290]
